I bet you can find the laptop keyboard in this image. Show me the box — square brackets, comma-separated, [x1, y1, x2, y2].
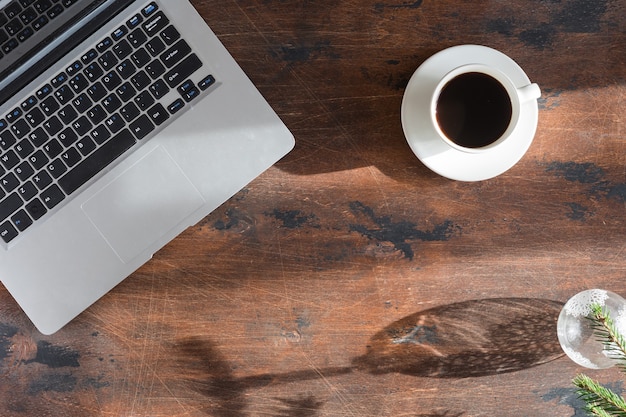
[0, 0, 78, 57]
[0, 1, 216, 243]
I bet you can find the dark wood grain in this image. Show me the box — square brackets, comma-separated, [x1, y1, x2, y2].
[0, 0, 624, 416]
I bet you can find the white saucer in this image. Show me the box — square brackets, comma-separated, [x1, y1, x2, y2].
[401, 45, 539, 181]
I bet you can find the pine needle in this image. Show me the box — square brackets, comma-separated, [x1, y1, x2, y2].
[588, 304, 626, 372]
[573, 374, 626, 417]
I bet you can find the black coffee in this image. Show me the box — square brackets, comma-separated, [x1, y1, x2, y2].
[435, 72, 512, 148]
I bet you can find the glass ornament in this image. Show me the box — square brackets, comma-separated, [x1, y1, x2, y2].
[557, 289, 626, 369]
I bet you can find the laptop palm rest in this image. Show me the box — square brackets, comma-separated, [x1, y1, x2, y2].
[81, 146, 205, 263]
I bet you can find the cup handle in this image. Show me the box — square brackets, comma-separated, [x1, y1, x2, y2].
[517, 83, 541, 103]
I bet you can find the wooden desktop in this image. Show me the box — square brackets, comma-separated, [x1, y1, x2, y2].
[0, 1, 623, 415]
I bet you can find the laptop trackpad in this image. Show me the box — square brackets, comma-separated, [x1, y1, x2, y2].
[82, 146, 205, 263]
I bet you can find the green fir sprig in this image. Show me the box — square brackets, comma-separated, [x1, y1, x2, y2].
[573, 304, 626, 417]
[574, 374, 626, 417]
[587, 304, 626, 372]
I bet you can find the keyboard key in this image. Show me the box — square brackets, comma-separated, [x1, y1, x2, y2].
[167, 98, 184, 114]
[145, 59, 165, 79]
[54, 85, 74, 104]
[28, 150, 48, 170]
[96, 36, 113, 52]
[182, 86, 199, 102]
[199, 74, 216, 90]
[131, 47, 150, 67]
[43, 138, 62, 158]
[61, 147, 81, 167]
[102, 93, 122, 112]
[160, 39, 191, 68]
[89, 124, 110, 144]
[76, 136, 96, 155]
[98, 50, 118, 70]
[17, 26, 34, 42]
[66, 60, 82, 75]
[5, 4, 23, 19]
[146, 37, 165, 56]
[1, 172, 20, 191]
[116, 82, 136, 102]
[71, 115, 92, 136]
[40, 95, 59, 115]
[131, 70, 150, 90]
[14, 138, 34, 157]
[129, 115, 154, 140]
[72, 93, 92, 113]
[0, 130, 16, 149]
[81, 48, 98, 64]
[1, 149, 20, 170]
[32, 15, 48, 31]
[27, 127, 47, 148]
[142, 2, 158, 17]
[104, 113, 124, 134]
[21, 95, 37, 111]
[84, 62, 104, 81]
[58, 104, 78, 124]
[17, 181, 37, 201]
[2, 39, 18, 54]
[25, 107, 45, 126]
[36, 83, 52, 99]
[87, 104, 106, 124]
[6, 107, 22, 123]
[25, 198, 47, 220]
[51, 71, 67, 87]
[116, 59, 136, 79]
[134, 91, 154, 110]
[58, 129, 136, 194]
[69, 73, 89, 92]
[58, 127, 78, 146]
[47, 158, 67, 178]
[42, 115, 63, 135]
[40, 184, 64, 209]
[102, 70, 122, 91]
[0, 221, 18, 243]
[6, 18, 24, 36]
[11, 118, 31, 138]
[87, 81, 107, 101]
[149, 79, 169, 98]
[113, 39, 132, 59]
[127, 27, 147, 47]
[34, 0, 53, 14]
[11, 209, 32, 231]
[143, 11, 168, 37]
[120, 102, 140, 122]
[160, 25, 180, 45]
[0, 192, 22, 220]
[32, 169, 52, 189]
[148, 103, 168, 126]
[111, 26, 127, 41]
[15, 161, 34, 181]
[19, 7, 37, 25]
[127, 13, 142, 29]
[46, 4, 64, 20]
[164, 54, 202, 88]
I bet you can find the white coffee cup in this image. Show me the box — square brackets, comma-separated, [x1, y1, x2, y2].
[401, 45, 542, 181]
[431, 64, 540, 153]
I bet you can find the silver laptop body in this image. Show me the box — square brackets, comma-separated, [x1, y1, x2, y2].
[0, 0, 294, 334]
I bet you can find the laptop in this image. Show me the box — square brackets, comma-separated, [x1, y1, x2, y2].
[0, 0, 294, 334]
